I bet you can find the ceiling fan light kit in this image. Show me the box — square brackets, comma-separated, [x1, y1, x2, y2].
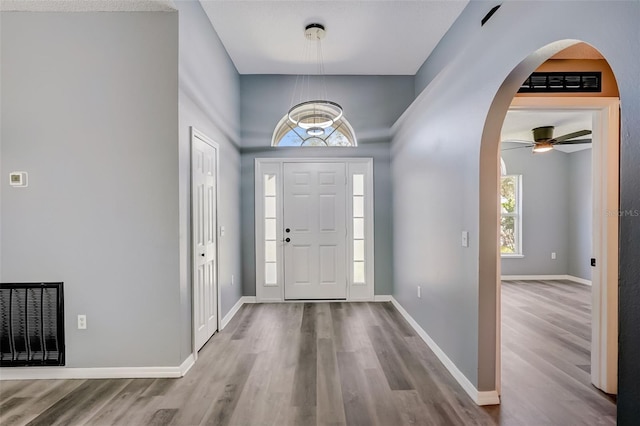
[502, 125, 593, 153]
[532, 142, 554, 153]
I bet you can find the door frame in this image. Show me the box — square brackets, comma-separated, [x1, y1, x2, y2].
[496, 97, 620, 394]
[191, 127, 221, 360]
[254, 158, 375, 302]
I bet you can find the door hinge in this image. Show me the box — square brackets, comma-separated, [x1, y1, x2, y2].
[591, 258, 596, 267]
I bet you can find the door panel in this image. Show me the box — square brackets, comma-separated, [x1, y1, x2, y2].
[192, 135, 218, 351]
[284, 162, 347, 299]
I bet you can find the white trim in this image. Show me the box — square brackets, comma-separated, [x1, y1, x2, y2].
[374, 295, 393, 302]
[477, 391, 501, 406]
[0, 356, 195, 381]
[242, 296, 257, 303]
[221, 297, 245, 330]
[390, 297, 500, 406]
[501, 274, 567, 281]
[501, 274, 592, 286]
[568, 275, 592, 286]
[179, 354, 195, 376]
[254, 158, 375, 303]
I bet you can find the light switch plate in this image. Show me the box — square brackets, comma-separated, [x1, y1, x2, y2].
[461, 231, 469, 248]
[9, 172, 28, 187]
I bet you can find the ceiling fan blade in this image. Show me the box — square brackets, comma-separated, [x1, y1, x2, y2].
[553, 138, 592, 145]
[501, 139, 533, 144]
[501, 144, 535, 151]
[551, 129, 592, 143]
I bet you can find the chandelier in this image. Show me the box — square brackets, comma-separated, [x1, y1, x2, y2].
[285, 23, 346, 145]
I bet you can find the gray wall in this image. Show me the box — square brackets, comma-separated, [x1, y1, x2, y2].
[500, 145, 593, 280]
[500, 146, 570, 275]
[175, 0, 242, 362]
[567, 149, 593, 281]
[0, 12, 181, 367]
[240, 75, 414, 297]
[241, 75, 414, 148]
[391, 1, 640, 409]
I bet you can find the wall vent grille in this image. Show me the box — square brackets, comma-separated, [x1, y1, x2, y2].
[0, 282, 65, 366]
[519, 71, 602, 93]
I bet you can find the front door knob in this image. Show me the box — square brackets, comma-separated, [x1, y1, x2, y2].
[285, 228, 291, 233]
[285, 237, 291, 243]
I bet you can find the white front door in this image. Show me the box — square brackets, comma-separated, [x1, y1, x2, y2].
[283, 162, 347, 299]
[192, 133, 218, 351]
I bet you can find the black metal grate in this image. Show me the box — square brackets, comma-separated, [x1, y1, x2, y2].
[0, 282, 65, 366]
[519, 72, 602, 93]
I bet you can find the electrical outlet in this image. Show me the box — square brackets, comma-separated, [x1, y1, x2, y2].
[417, 286, 422, 299]
[77, 315, 87, 330]
[551, 252, 557, 260]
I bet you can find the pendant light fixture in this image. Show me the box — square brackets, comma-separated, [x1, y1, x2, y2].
[285, 23, 345, 144]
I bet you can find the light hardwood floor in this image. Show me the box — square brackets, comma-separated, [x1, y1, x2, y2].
[0, 285, 616, 425]
[490, 279, 617, 425]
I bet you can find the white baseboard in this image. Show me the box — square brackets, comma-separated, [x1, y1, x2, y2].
[242, 296, 257, 303]
[374, 295, 393, 302]
[0, 361, 193, 381]
[477, 390, 501, 405]
[501, 274, 591, 286]
[390, 297, 500, 406]
[566, 275, 592, 286]
[221, 296, 246, 330]
[179, 354, 195, 376]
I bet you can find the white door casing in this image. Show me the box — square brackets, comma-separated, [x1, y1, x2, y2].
[254, 158, 374, 302]
[191, 128, 219, 352]
[283, 162, 347, 300]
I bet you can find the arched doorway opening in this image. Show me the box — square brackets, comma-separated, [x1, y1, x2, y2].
[479, 40, 620, 417]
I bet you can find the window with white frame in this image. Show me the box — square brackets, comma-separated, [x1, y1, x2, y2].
[500, 174, 522, 255]
[263, 174, 278, 285]
[352, 174, 366, 284]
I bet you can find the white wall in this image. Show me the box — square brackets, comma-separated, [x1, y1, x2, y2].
[176, 0, 242, 361]
[392, 0, 640, 400]
[0, 11, 181, 367]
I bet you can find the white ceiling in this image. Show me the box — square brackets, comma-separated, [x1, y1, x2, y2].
[200, 0, 469, 75]
[501, 109, 593, 154]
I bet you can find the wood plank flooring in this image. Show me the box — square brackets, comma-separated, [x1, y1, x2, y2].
[490, 279, 617, 425]
[0, 285, 617, 425]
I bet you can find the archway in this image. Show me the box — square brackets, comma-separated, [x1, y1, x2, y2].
[479, 40, 620, 403]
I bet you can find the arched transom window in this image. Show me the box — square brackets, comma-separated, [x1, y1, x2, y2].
[271, 109, 357, 147]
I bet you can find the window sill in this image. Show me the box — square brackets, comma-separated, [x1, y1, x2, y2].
[501, 254, 524, 259]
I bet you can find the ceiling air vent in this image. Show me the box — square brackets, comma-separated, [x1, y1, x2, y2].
[518, 72, 601, 93]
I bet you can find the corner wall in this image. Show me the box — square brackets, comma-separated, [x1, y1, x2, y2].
[176, 0, 242, 361]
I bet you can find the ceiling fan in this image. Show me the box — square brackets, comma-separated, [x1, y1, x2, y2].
[502, 126, 592, 153]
